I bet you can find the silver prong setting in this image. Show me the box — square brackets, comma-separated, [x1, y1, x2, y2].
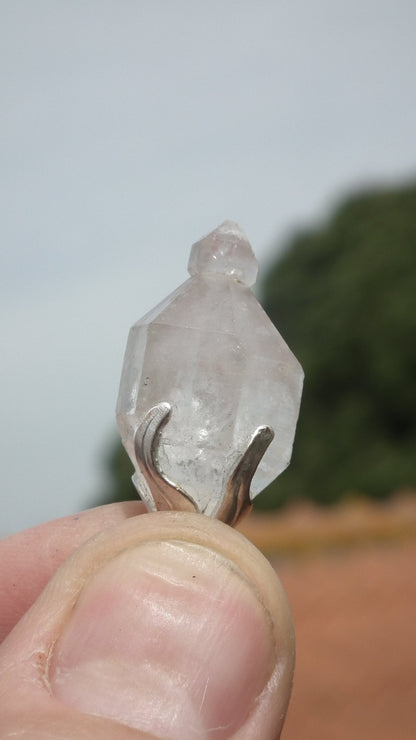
[132, 403, 274, 525]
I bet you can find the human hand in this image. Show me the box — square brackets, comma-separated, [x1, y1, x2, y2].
[0, 502, 295, 738]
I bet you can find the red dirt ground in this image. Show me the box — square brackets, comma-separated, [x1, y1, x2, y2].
[239, 497, 416, 739]
[277, 540, 416, 740]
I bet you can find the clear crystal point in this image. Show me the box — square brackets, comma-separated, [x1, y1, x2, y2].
[116, 222, 303, 516]
[188, 220, 258, 286]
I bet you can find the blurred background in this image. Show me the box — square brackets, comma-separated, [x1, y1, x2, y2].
[1, 2, 415, 738]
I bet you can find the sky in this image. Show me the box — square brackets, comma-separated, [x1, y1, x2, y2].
[1, 1, 416, 535]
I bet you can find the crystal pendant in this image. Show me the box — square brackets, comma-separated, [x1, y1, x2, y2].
[116, 221, 303, 525]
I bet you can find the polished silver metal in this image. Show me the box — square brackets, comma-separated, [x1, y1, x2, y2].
[132, 402, 197, 514]
[217, 425, 274, 527]
[132, 401, 274, 526]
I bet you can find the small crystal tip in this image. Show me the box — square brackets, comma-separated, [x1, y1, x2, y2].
[188, 220, 259, 287]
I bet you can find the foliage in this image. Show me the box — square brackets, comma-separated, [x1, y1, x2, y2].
[257, 181, 416, 508]
[97, 180, 416, 509]
[98, 435, 137, 506]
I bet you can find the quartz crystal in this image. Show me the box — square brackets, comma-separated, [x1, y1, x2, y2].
[116, 221, 304, 516]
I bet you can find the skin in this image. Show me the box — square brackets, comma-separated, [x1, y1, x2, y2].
[0, 502, 295, 739]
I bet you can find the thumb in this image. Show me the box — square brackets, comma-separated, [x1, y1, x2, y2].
[0, 512, 295, 739]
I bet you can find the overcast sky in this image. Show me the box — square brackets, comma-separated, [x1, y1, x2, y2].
[1, 1, 416, 535]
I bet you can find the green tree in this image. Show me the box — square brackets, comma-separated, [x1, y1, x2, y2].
[96, 180, 416, 509]
[258, 181, 416, 508]
[98, 435, 137, 506]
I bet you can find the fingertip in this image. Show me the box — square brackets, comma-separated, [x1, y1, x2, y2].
[0, 500, 146, 640]
[1, 512, 295, 738]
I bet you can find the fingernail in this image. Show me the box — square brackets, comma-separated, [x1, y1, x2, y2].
[49, 540, 276, 738]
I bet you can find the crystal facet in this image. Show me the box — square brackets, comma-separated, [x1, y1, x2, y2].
[116, 222, 303, 519]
